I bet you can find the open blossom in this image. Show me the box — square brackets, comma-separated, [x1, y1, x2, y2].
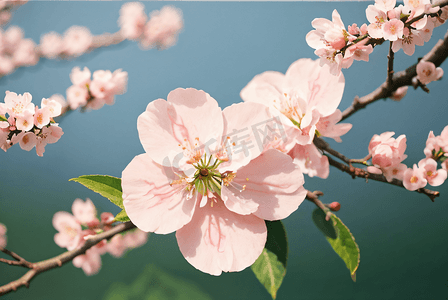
[141, 6, 183, 50]
[39, 32, 63, 59]
[241, 58, 350, 150]
[403, 164, 427, 191]
[53, 211, 83, 251]
[72, 198, 97, 225]
[288, 144, 329, 179]
[418, 158, 447, 186]
[62, 26, 93, 57]
[416, 61, 443, 85]
[118, 2, 147, 40]
[122, 88, 306, 275]
[390, 86, 408, 101]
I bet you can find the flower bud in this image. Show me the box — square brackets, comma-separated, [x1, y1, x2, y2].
[329, 202, 341, 212]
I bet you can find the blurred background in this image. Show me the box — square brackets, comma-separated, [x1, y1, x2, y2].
[1, 2, 447, 299]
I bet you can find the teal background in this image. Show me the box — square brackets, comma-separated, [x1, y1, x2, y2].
[1, 2, 448, 299]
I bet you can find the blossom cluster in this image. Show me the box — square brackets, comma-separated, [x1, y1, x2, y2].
[119, 3, 183, 50]
[0, 26, 38, 76]
[65, 67, 128, 111]
[39, 26, 93, 59]
[306, 0, 448, 75]
[367, 128, 447, 191]
[0, 223, 6, 248]
[0, 91, 63, 156]
[121, 58, 353, 276]
[53, 198, 148, 276]
[240, 58, 352, 179]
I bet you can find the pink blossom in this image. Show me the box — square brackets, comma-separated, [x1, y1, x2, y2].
[73, 248, 102, 276]
[315, 109, 352, 143]
[123, 229, 148, 249]
[0, 55, 14, 75]
[15, 109, 34, 131]
[72, 198, 97, 225]
[15, 131, 37, 151]
[62, 26, 93, 57]
[345, 40, 374, 62]
[288, 144, 329, 179]
[66, 85, 88, 110]
[35, 124, 63, 157]
[368, 132, 407, 169]
[53, 211, 83, 251]
[39, 32, 63, 59]
[390, 86, 408, 101]
[382, 163, 407, 182]
[118, 2, 147, 40]
[111, 69, 128, 95]
[107, 234, 127, 258]
[4, 91, 34, 118]
[403, 164, 427, 191]
[41, 98, 62, 118]
[70, 66, 91, 87]
[418, 158, 447, 186]
[12, 39, 38, 67]
[122, 88, 306, 275]
[141, 5, 183, 50]
[0, 223, 7, 248]
[366, 5, 387, 39]
[383, 19, 404, 41]
[241, 58, 345, 147]
[0, 128, 10, 152]
[375, 0, 397, 13]
[89, 70, 114, 99]
[416, 61, 443, 85]
[3, 26, 23, 53]
[306, 9, 347, 51]
[392, 27, 424, 56]
[34, 106, 50, 128]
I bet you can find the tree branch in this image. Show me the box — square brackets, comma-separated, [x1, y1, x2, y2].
[0, 221, 136, 297]
[341, 28, 448, 121]
[306, 190, 332, 221]
[0, 247, 33, 268]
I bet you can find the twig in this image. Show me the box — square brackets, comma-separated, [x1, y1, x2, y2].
[341, 28, 448, 121]
[306, 190, 332, 221]
[387, 41, 394, 87]
[313, 137, 350, 164]
[0, 221, 136, 297]
[0, 247, 33, 269]
[326, 155, 439, 202]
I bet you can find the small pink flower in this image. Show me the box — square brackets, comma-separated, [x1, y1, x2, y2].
[382, 163, 407, 182]
[73, 248, 102, 276]
[35, 124, 63, 157]
[392, 27, 424, 56]
[418, 158, 447, 186]
[12, 39, 38, 67]
[366, 5, 387, 39]
[41, 98, 62, 118]
[15, 109, 34, 131]
[107, 234, 127, 258]
[111, 69, 128, 95]
[306, 9, 347, 51]
[288, 144, 329, 179]
[0, 55, 14, 75]
[4, 91, 34, 118]
[315, 109, 352, 142]
[141, 6, 183, 50]
[39, 32, 63, 59]
[3, 26, 23, 53]
[383, 19, 404, 41]
[369, 132, 407, 169]
[13, 131, 37, 151]
[72, 198, 97, 225]
[416, 61, 443, 85]
[34, 106, 51, 129]
[403, 164, 427, 191]
[118, 2, 147, 40]
[123, 229, 148, 249]
[62, 26, 93, 57]
[53, 211, 83, 251]
[70, 66, 91, 87]
[66, 85, 88, 110]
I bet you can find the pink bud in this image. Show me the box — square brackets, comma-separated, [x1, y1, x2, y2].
[329, 202, 341, 212]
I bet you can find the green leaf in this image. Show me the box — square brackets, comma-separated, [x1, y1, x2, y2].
[0, 115, 7, 122]
[103, 264, 213, 300]
[251, 220, 288, 299]
[69, 175, 124, 209]
[312, 209, 360, 282]
[114, 209, 130, 222]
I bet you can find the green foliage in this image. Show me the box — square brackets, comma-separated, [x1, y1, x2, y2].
[0, 115, 7, 122]
[103, 264, 212, 300]
[69, 175, 124, 209]
[114, 209, 130, 222]
[312, 209, 360, 282]
[251, 220, 288, 299]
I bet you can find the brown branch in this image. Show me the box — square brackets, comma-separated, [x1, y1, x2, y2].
[0, 247, 33, 268]
[306, 190, 332, 221]
[0, 221, 136, 297]
[341, 28, 448, 121]
[387, 41, 394, 87]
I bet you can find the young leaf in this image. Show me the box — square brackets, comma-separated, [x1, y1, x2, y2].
[69, 175, 124, 209]
[114, 209, 130, 222]
[251, 220, 288, 299]
[312, 208, 360, 282]
[0, 115, 7, 122]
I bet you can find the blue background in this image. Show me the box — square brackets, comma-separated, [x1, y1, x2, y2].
[1, 1, 447, 299]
